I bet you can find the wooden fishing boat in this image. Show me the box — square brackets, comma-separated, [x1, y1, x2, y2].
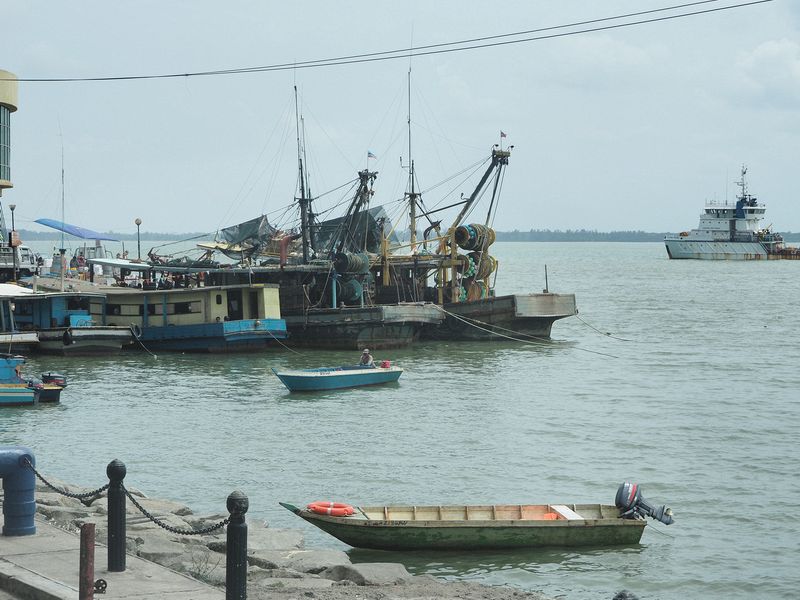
[280, 483, 674, 550]
[272, 364, 403, 392]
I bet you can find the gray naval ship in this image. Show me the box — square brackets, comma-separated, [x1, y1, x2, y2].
[664, 166, 799, 260]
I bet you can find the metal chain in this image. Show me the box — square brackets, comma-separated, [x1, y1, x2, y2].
[122, 486, 229, 535]
[22, 458, 110, 500]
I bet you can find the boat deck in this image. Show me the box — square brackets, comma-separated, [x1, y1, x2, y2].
[354, 503, 619, 523]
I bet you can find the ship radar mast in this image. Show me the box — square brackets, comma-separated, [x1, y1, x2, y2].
[736, 164, 748, 201]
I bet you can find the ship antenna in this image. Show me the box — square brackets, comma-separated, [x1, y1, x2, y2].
[59, 122, 66, 292]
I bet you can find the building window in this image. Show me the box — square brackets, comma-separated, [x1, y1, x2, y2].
[0, 106, 10, 182]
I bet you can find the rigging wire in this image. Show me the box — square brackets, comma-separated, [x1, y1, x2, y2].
[6, 1, 771, 83]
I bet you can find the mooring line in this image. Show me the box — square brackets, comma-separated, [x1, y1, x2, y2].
[575, 314, 632, 342]
[435, 306, 619, 359]
[266, 326, 303, 355]
[129, 325, 158, 359]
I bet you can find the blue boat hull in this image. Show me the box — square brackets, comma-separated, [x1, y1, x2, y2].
[136, 319, 288, 353]
[0, 385, 37, 406]
[273, 366, 403, 392]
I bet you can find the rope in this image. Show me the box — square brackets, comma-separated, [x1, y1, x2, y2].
[266, 325, 302, 355]
[574, 314, 632, 342]
[129, 325, 158, 359]
[434, 306, 619, 359]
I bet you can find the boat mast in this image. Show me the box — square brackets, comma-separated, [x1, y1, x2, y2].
[59, 138, 66, 292]
[294, 86, 311, 264]
[406, 68, 418, 253]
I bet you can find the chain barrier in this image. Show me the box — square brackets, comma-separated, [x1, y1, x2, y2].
[20, 457, 230, 536]
[122, 486, 230, 535]
[22, 457, 110, 500]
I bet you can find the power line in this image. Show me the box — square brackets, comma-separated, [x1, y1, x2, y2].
[4, 0, 772, 83]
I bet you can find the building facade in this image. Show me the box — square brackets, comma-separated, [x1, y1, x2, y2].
[0, 69, 18, 195]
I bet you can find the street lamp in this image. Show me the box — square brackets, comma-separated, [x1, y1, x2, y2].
[135, 218, 142, 261]
[8, 203, 16, 281]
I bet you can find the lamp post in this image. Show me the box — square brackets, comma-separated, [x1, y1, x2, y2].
[135, 218, 142, 261]
[9, 203, 17, 281]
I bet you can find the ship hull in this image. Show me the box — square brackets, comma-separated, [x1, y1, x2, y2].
[664, 239, 770, 260]
[422, 293, 577, 341]
[283, 303, 443, 350]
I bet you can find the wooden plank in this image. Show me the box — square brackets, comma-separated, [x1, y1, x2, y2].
[551, 504, 584, 520]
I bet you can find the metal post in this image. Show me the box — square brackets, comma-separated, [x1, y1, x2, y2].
[225, 490, 249, 600]
[0, 446, 36, 536]
[106, 459, 127, 572]
[9, 203, 17, 281]
[135, 218, 142, 261]
[79, 523, 95, 600]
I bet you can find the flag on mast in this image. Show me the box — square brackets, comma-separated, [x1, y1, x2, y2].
[367, 151, 377, 159]
[500, 131, 507, 138]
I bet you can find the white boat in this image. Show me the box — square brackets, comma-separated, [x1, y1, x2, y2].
[664, 166, 799, 260]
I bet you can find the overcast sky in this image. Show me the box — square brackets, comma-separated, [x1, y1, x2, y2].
[2, 0, 799, 238]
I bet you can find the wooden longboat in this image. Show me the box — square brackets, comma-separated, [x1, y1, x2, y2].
[279, 502, 647, 550]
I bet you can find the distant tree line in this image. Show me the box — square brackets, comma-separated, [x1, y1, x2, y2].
[494, 229, 800, 242]
[18, 228, 800, 243]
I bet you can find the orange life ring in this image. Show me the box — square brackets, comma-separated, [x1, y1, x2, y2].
[307, 501, 355, 517]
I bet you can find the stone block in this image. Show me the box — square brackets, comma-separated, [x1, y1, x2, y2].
[206, 526, 303, 553]
[248, 549, 351, 574]
[136, 536, 189, 566]
[321, 562, 413, 585]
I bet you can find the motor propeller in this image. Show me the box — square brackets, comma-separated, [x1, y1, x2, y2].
[615, 482, 674, 525]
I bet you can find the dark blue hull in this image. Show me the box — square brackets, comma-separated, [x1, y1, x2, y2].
[136, 318, 288, 353]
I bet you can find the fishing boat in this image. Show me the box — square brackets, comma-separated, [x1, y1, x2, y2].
[178, 88, 575, 347]
[664, 166, 800, 260]
[30, 265, 289, 353]
[0, 354, 40, 407]
[2, 283, 134, 355]
[280, 482, 674, 550]
[273, 363, 403, 392]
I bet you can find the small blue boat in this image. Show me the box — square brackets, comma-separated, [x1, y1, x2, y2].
[273, 364, 403, 392]
[0, 354, 40, 407]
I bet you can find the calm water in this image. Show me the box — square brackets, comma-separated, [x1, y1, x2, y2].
[2, 242, 798, 600]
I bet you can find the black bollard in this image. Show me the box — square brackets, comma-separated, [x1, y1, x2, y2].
[106, 459, 127, 572]
[225, 490, 249, 600]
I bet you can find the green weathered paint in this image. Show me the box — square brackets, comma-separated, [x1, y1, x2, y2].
[279, 502, 646, 550]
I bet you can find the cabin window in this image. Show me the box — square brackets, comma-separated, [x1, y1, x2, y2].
[106, 304, 122, 316]
[67, 297, 90, 311]
[216, 294, 223, 305]
[173, 302, 198, 315]
[138, 304, 156, 316]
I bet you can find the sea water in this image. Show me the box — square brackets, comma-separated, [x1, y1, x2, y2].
[2, 241, 798, 600]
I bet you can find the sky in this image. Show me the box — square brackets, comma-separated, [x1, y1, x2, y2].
[2, 0, 799, 238]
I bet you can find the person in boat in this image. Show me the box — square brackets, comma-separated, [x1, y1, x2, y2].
[359, 348, 375, 367]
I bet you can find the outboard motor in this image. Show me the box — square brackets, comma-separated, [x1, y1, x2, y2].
[41, 373, 67, 388]
[615, 482, 674, 525]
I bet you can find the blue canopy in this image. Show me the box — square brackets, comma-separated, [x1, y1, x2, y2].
[35, 218, 119, 242]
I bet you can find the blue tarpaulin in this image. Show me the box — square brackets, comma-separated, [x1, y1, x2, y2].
[34, 218, 119, 242]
